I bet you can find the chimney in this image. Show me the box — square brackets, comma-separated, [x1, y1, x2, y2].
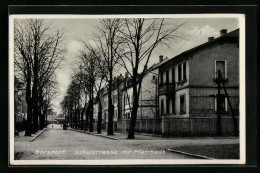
[159, 55, 163, 62]
[125, 72, 128, 78]
[208, 37, 214, 42]
[220, 29, 227, 36]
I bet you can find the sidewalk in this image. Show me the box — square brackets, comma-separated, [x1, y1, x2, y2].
[68, 127, 239, 142]
[14, 128, 47, 142]
[68, 128, 239, 159]
[68, 128, 168, 140]
[14, 127, 47, 159]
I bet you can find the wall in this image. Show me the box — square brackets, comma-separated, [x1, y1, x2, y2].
[175, 88, 190, 116]
[117, 117, 239, 136]
[189, 42, 239, 87]
[139, 70, 157, 118]
[158, 38, 239, 118]
[121, 71, 157, 119]
[189, 88, 239, 117]
[159, 95, 167, 114]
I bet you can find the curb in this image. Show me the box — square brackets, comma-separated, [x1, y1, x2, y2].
[69, 128, 118, 140]
[29, 128, 47, 142]
[94, 134, 117, 140]
[165, 148, 214, 160]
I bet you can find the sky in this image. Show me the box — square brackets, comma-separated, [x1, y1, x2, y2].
[46, 17, 239, 114]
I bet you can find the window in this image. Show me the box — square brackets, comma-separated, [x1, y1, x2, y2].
[172, 67, 175, 83]
[114, 95, 117, 104]
[166, 70, 169, 84]
[172, 98, 175, 114]
[183, 62, 186, 80]
[215, 60, 226, 79]
[177, 62, 187, 82]
[115, 110, 117, 118]
[166, 98, 169, 114]
[160, 72, 164, 85]
[125, 95, 128, 105]
[160, 99, 164, 114]
[180, 95, 186, 114]
[178, 64, 182, 81]
[215, 94, 227, 112]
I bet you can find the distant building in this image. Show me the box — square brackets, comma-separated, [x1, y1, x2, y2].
[101, 75, 124, 129]
[55, 114, 65, 124]
[120, 58, 168, 120]
[47, 109, 57, 123]
[14, 76, 27, 131]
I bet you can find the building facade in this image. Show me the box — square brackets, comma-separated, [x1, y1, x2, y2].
[14, 76, 27, 131]
[101, 75, 124, 129]
[157, 29, 239, 118]
[121, 63, 163, 120]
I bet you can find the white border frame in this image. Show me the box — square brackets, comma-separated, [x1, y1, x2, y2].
[9, 14, 246, 165]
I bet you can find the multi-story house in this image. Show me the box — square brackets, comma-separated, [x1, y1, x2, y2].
[121, 59, 168, 119]
[93, 98, 99, 123]
[101, 75, 124, 129]
[157, 29, 239, 118]
[14, 76, 27, 131]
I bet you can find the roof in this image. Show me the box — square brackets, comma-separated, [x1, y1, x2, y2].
[155, 28, 239, 69]
[149, 57, 169, 71]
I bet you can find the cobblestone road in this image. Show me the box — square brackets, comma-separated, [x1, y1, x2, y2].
[15, 124, 195, 160]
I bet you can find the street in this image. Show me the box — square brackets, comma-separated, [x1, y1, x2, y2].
[15, 124, 196, 160]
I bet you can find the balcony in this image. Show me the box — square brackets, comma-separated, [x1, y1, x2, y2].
[159, 83, 175, 95]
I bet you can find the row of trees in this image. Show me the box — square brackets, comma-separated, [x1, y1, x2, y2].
[14, 19, 66, 136]
[61, 18, 184, 139]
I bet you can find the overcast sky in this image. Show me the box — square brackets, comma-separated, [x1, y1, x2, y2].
[47, 17, 239, 114]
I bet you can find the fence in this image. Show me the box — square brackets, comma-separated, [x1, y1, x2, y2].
[117, 117, 239, 136]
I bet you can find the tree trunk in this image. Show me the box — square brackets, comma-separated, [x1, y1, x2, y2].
[77, 107, 80, 129]
[127, 83, 139, 139]
[24, 75, 33, 136]
[42, 108, 47, 128]
[32, 59, 39, 133]
[73, 108, 76, 129]
[107, 70, 114, 135]
[70, 109, 72, 128]
[80, 106, 85, 130]
[97, 97, 102, 134]
[89, 86, 94, 132]
[38, 89, 44, 130]
[85, 105, 89, 131]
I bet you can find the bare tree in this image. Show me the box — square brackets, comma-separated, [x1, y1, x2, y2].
[72, 71, 88, 130]
[77, 45, 107, 132]
[40, 77, 59, 129]
[82, 19, 122, 135]
[14, 19, 65, 135]
[117, 18, 185, 139]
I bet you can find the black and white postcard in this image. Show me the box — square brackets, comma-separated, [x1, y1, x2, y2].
[9, 14, 246, 165]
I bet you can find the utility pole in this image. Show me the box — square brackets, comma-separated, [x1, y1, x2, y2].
[155, 77, 159, 118]
[216, 70, 222, 136]
[218, 70, 239, 136]
[152, 75, 159, 118]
